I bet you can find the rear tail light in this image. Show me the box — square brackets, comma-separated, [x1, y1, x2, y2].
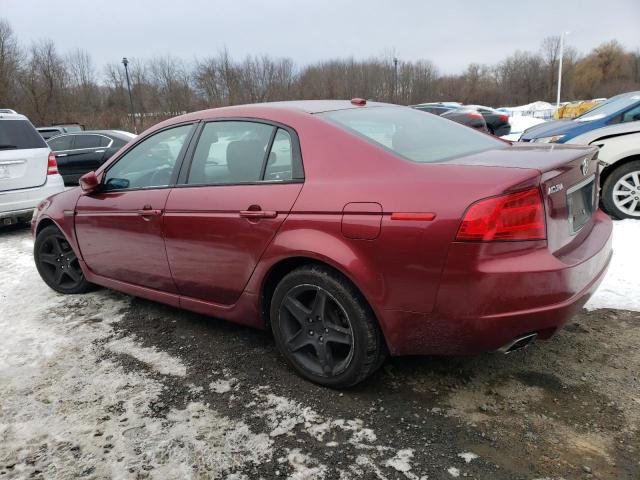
[466, 111, 483, 119]
[456, 188, 546, 241]
[499, 114, 509, 123]
[47, 152, 58, 175]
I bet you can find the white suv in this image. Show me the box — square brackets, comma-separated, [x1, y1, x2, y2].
[0, 109, 65, 225]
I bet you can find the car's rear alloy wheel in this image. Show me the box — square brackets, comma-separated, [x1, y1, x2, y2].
[34, 225, 93, 294]
[271, 265, 385, 388]
[602, 160, 640, 219]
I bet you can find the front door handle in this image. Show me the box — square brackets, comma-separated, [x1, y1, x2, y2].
[95, 149, 106, 153]
[239, 209, 277, 219]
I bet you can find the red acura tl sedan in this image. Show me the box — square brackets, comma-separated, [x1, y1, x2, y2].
[32, 99, 613, 387]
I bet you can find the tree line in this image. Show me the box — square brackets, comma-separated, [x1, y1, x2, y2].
[0, 18, 639, 132]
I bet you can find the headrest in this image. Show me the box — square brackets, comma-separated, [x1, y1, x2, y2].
[226, 140, 265, 182]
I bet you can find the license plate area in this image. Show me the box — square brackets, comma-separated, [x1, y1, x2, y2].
[567, 174, 595, 234]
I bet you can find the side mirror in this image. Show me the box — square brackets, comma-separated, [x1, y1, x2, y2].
[79, 171, 100, 194]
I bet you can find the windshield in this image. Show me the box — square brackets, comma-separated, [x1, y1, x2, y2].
[320, 106, 505, 163]
[576, 94, 640, 122]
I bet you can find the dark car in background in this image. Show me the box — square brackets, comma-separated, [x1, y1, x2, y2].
[466, 105, 511, 136]
[37, 124, 84, 140]
[412, 103, 488, 132]
[47, 130, 135, 185]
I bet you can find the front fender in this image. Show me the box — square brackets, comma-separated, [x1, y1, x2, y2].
[32, 188, 83, 261]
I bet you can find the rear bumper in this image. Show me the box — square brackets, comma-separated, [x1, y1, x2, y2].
[382, 210, 613, 355]
[0, 174, 65, 219]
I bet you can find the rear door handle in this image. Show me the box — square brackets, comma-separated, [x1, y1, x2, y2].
[95, 149, 105, 153]
[56, 153, 67, 157]
[137, 209, 162, 216]
[239, 210, 277, 219]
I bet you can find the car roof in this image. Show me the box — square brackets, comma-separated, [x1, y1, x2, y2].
[48, 130, 135, 140]
[193, 100, 394, 118]
[0, 111, 29, 121]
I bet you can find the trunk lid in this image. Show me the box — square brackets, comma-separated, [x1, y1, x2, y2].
[447, 143, 600, 253]
[0, 118, 50, 192]
[0, 148, 50, 191]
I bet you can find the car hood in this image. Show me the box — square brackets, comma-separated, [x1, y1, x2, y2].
[519, 119, 580, 140]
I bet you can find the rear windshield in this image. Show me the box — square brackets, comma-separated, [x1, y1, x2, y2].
[0, 120, 47, 150]
[320, 106, 505, 163]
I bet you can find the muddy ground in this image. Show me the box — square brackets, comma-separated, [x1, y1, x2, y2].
[1, 225, 638, 479]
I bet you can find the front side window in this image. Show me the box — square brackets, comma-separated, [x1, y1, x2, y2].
[47, 135, 73, 151]
[103, 124, 193, 191]
[321, 106, 504, 163]
[621, 104, 640, 123]
[187, 121, 279, 185]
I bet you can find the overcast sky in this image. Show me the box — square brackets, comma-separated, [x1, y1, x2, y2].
[2, 0, 639, 74]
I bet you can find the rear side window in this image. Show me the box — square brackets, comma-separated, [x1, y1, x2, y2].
[0, 120, 47, 150]
[47, 135, 73, 151]
[187, 121, 286, 185]
[321, 106, 505, 163]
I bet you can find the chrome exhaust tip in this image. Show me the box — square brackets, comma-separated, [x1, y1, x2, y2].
[497, 333, 538, 354]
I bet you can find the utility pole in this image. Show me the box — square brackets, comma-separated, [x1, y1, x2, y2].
[393, 57, 399, 104]
[556, 32, 570, 109]
[122, 57, 137, 134]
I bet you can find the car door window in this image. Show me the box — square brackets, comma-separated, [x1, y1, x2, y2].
[621, 105, 640, 123]
[103, 124, 193, 191]
[187, 121, 276, 185]
[47, 135, 73, 151]
[74, 134, 103, 149]
[99, 136, 112, 147]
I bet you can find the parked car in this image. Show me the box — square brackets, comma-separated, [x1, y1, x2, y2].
[520, 91, 640, 143]
[32, 99, 612, 387]
[412, 103, 488, 132]
[47, 130, 136, 185]
[565, 122, 640, 219]
[441, 107, 488, 132]
[0, 109, 65, 225]
[37, 124, 84, 140]
[466, 105, 511, 136]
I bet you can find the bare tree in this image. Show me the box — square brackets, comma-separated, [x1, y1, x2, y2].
[0, 19, 22, 107]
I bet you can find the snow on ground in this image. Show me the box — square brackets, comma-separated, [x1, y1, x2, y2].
[585, 219, 640, 312]
[0, 214, 636, 478]
[501, 115, 547, 141]
[0, 230, 424, 479]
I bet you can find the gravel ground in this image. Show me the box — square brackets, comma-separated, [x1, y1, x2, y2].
[1, 224, 638, 480]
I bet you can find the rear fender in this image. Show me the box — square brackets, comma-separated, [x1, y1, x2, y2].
[245, 224, 387, 330]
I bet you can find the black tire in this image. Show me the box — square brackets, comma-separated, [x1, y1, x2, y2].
[270, 264, 386, 388]
[601, 160, 640, 220]
[34, 225, 94, 294]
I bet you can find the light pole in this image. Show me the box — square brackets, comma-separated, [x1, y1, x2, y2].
[393, 57, 399, 103]
[556, 32, 570, 109]
[122, 57, 137, 133]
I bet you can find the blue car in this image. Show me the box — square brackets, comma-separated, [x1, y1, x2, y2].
[520, 91, 640, 143]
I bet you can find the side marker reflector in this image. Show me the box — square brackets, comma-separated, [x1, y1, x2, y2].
[391, 212, 436, 221]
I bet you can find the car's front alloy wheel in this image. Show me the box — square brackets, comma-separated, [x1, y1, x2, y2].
[34, 225, 93, 294]
[270, 265, 385, 388]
